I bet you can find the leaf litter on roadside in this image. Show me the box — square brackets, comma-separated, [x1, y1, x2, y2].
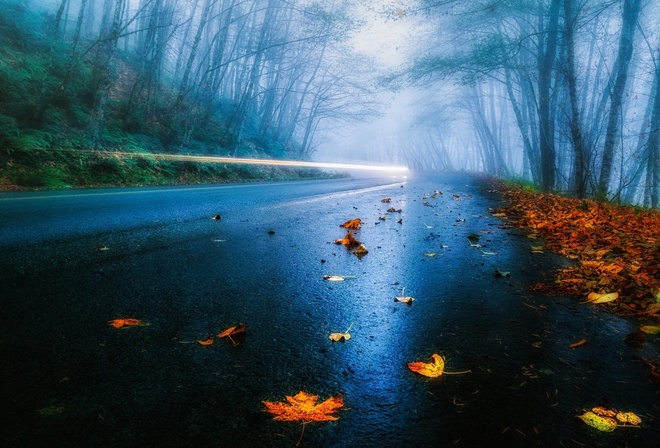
[492, 179, 660, 317]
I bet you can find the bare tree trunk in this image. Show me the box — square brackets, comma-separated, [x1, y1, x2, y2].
[537, 0, 561, 192]
[563, 0, 589, 198]
[645, 47, 660, 208]
[598, 0, 642, 196]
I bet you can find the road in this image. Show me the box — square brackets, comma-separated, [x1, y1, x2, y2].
[1, 172, 658, 447]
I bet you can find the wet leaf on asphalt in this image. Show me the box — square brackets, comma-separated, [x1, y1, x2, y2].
[108, 318, 148, 328]
[197, 337, 214, 346]
[577, 411, 617, 432]
[217, 323, 246, 345]
[323, 275, 356, 281]
[408, 353, 445, 377]
[395, 287, 414, 304]
[354, 244, 369, 257]
[568, 338, 586, 349]
[263, 391, 344, 422]
[335, 231, 361, 246]
[340, 218, 362, 230]
[329, 323, 353, 342]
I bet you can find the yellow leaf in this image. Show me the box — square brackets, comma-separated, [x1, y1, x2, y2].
[407, 353, 471, 377]
[329, 323, 353, 342]
[577, 411, 617, 432]
[586, 292, 619, 304]
[640, 325, 660, 334]
[408, 353, 445, 377]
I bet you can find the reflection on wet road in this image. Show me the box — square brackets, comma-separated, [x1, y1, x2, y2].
[1, 172, 657, 447]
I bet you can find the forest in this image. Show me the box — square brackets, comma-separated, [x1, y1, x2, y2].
[0, 0, 659, 209]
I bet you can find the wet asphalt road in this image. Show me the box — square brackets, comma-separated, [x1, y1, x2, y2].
[0, 172, 658, 448]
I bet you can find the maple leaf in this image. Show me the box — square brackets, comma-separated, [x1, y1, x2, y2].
[340, 218, 362, 230]
[263, 391, 344, 422]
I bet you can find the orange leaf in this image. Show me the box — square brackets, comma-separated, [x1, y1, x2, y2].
[340, 218, 362, 230]
[262, 391, 344, 422]
[108, 318, 145, 328]
[408, 353, 445, 377]
[217, 323, 246, 338]
[568, 338, 587, 349]
[381, 197, 392, 203]
[197, 337, 214, 346]
[335, 231, 361, 246]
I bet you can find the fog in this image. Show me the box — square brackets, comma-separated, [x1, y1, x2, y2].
[3, 0, 660, 206]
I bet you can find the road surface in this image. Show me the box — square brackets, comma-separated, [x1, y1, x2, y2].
[1, 172, 657, 447]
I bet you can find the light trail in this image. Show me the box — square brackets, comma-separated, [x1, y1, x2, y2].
[106, 151, 409, 173]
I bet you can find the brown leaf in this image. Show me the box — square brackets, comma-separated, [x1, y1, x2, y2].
[568, 338, 586, 349]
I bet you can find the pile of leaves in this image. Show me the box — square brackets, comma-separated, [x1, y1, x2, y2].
[492, 180, 660, 319]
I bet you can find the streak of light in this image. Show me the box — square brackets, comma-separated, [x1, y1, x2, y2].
[106, 151, 409, 173]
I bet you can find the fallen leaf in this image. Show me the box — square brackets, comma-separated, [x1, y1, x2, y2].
[381, 197, 392, 203]
[407, 354, 472, 378]
[354, 244, 369, 257]
[395, 287, 414, 304]
[329, 323, 353, 342]
[211, 214, 221, 220]
[616, 411, 642, 426]
[335, 231, 361, 246]
[217, 323, 246, 338]
[586, 292, 619, 304]
[218, 323, 246, 345]
[408, 353, 445, 377]
[323, 275, 356, 281]
[197, 337, 214, 346]
[639, 325, 660, 334]
[108, 318, 148, 328]
[387, 207, 402, 213]
[577, 411, 617, 432]
[262, 391, 344, 422]
[424, 253, 436, 257]
[97, 246, 110, 251]
[531, 245, 544, 253]
[340, 218, 362, 230]
[568, 338, 587, 349]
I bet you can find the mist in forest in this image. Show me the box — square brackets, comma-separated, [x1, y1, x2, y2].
[3, 0, 660, 207]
